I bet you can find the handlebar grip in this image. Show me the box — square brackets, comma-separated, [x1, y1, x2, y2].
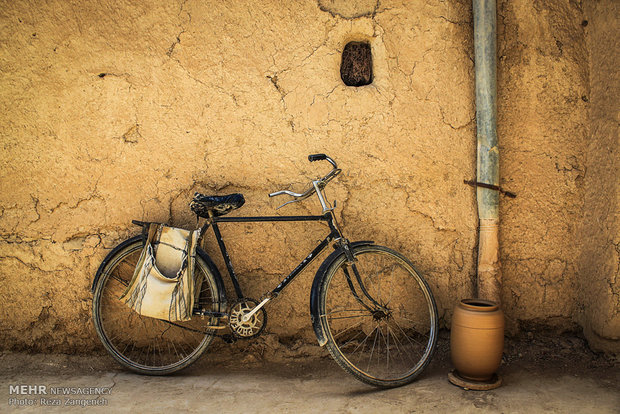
[308, 154, 327, 162]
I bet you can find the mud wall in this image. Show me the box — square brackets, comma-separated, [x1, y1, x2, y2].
[578, 0, 619, 353]
[0, 0, 478, 351]
[498, 0, 619, 353]
[0, 0, 617, 353]
[497, 0, 589, 331]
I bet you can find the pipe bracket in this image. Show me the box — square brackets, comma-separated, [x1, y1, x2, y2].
[464, 180, 517, 198]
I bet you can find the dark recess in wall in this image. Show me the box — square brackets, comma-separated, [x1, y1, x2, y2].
[340, 41, 373, 86]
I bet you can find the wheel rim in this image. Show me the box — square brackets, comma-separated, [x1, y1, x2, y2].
[322, 247, 437, 383]
[93, 242, 219, 372]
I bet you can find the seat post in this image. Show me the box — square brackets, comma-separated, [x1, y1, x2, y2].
[197, 214, 211, 244]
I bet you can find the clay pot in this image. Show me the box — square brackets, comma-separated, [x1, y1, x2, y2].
[450, 299, 505, 381]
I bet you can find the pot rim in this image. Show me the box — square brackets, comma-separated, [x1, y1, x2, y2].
[459, 298, 499, 312]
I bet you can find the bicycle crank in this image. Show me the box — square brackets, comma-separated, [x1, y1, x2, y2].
[228, 298, 268, 339]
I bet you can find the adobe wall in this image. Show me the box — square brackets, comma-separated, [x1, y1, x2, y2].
[578, 0, 619, 353]
[497, 0, 589, 332]
[0, 0, 617, 354]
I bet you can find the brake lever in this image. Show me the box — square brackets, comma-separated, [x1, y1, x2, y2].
[277, 190, 314, 209]
[275, 199, 300, 210]
[270, 186, 314, 209]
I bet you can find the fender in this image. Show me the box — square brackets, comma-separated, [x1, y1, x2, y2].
[90, 236, 227, 309]
[310, 240, 374, 346]
[195, 247, 228, 309]
[91, 235, 145, 293]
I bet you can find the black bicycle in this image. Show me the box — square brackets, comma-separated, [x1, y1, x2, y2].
[91, 154, 438, 388]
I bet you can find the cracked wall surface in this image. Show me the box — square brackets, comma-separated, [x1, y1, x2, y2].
[497, 0, 589, 333]
[0, 0, 617, 354]
[496, 0, 618, 354]
[578, 0, 619, 353]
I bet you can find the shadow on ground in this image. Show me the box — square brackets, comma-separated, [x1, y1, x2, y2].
[1, 332, 618, 413]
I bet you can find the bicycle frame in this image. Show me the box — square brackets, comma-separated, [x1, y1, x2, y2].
[196, 207, 388, 326]
[201, 211, 342, 304]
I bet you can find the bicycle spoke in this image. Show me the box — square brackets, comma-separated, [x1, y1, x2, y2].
[376, 323, 383, 369]
[109, 274, 129, 287]
[349, 327, 374, 358]
[388, 263, 396, 305]
[366, 322, 381, 373]
[390, 319, 426, 356]
[332, 321, 363, 339]
[321, 308, 368, 316]
[325, 314, 374, 321]
[385, 322, 390, 372]
[386, 325, 406, 368]
[339, 328, 366, 351]
[387, 324, 418, 367]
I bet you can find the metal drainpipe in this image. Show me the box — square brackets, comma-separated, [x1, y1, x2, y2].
[473, 0, 501, 302]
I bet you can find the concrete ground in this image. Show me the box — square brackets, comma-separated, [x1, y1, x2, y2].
[1, 333, 618, 413]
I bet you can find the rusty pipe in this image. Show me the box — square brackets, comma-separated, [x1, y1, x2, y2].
[473, 0, 501, 302]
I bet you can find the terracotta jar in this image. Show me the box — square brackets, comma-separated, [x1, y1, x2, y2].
[450, 299, 505, 381]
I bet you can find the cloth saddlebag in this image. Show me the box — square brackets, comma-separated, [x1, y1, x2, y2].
[120, 223, 200, 321]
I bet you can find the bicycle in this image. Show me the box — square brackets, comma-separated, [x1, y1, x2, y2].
[91, 154, 438, 388]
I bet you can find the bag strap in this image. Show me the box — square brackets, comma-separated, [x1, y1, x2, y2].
[146, 223, 159, 245]
[173, 228, 199, 278]
[119, 223, 160, 301]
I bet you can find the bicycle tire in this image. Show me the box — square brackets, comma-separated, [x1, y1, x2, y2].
[318, 244, 438, 387]
[92, 236, 221, 375]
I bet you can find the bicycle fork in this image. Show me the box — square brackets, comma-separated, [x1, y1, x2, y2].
[339, 240, 389, 315]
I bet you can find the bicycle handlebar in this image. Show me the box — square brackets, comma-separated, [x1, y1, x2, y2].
[308, 153, 338, 170]
[269, 155, 341, 210]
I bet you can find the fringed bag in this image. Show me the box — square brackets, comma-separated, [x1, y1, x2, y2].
[120, 223, 200, 321]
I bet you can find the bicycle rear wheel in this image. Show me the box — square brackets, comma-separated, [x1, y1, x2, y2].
[318, 245, 438, 387]
[92, 236, 221, 375]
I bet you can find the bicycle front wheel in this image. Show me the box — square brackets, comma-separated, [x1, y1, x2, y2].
[92, 236, 221, 375]
[318, 244, 438, 387]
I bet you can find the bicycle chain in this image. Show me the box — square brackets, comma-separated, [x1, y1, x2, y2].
[161, 299, 267, 343]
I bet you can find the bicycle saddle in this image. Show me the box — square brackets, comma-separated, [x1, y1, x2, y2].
[190, 192, 245, 218]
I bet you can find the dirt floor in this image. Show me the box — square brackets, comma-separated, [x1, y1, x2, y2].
[1, 332, 618, 413]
